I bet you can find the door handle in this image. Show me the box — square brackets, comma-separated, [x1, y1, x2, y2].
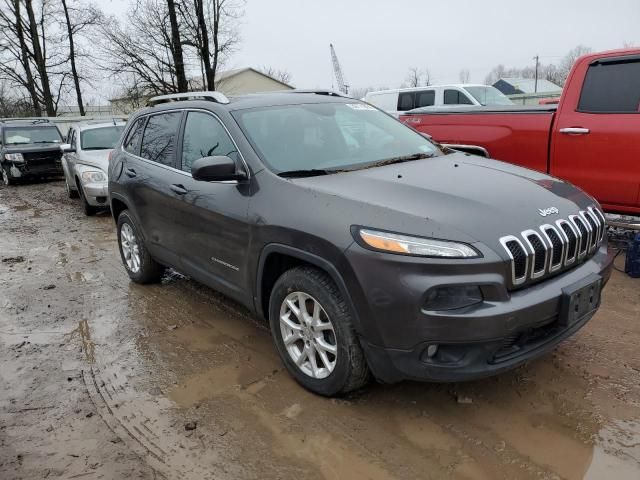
[170, 184, 188, 195]
[125, 168, 137, 177]
[559, 127, 590, 135]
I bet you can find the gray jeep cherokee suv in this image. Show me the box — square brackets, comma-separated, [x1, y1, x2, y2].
[108, 91, 613, 396]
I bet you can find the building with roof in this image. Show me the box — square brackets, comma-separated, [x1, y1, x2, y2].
[109, 67, 294, 114]
[492, 77, 562, 96]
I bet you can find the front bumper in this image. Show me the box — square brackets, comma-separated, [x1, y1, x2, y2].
[82, 182, 109, 206]
[346, 243, 613, 384]
[5, 159, 63, 178]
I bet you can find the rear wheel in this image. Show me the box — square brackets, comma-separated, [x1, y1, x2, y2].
[117, 210, 164, 284]
[269, 266, 370, 396]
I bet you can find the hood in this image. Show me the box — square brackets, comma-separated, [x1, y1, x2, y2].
[292, 153, 594, 245]
[76, 149, 111, 172]
[4, 143, 63, 154]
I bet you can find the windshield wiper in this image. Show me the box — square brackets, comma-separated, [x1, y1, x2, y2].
[278, 169, 334, 178]
[358, 152, 434, 170]
[32, 141, 60, 144]
[83, 147, 109, 150]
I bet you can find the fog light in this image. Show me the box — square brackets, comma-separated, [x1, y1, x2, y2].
[424, 285, 483, 311]
[426, 344, 439, 358]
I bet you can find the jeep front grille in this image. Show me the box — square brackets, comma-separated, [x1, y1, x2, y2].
[500, 207, 605, 287]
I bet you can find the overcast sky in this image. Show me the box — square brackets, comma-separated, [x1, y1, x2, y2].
[106, 0, 639, 94]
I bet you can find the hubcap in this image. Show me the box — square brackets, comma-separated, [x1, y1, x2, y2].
[120, 223, 141, 273]
[279, 292, 338, 379]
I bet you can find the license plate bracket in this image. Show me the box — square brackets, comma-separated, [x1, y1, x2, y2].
[559, 274, 602, 327]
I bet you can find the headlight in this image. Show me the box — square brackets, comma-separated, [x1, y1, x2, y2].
[81, 170, 107, 183]
[357, 228, 480, 258]
[4, 153, 24, 162]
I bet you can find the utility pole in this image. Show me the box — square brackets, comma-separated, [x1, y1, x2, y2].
[533, 54, 539, 93]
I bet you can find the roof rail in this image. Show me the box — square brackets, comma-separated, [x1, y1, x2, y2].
[148, 91, 230, 106]
[0, 117, 52, 124]
[287, 89, 347, 97]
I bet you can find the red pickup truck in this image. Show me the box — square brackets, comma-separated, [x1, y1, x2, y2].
[400, 48, 640, 215]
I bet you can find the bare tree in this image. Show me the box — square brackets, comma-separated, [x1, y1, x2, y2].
[166, 0, 188, 92]
[557, 45, 591, 85]
[259, 66, 292, 85]
[59, 0, 101, 116]
[24, 0, 55, 115]
[459, 69, 470, 83]
[423, 68, 431, 86]
[405, 67, 421, 87]
[179, 0, 244, 90]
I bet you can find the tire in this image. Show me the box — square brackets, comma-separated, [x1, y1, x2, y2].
[269, 266, 370, 396]
[2, 165, 15, 186]
[116, 210, 164, 284]
[76, 181, 97, 216]
[65, 177, 79, 198]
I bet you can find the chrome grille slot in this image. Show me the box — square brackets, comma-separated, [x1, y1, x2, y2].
[558, 220, 578, 264]
[500, 236, 528, 285]
[541, 225, 563, 271]
[570, 215, 589, 257]
[523, 230, 547, 278]
[500, 206, 603, 289]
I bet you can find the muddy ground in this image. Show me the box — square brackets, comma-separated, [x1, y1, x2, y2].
[0, 180, 638, 480]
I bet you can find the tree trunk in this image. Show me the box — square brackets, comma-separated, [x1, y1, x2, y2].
[211, 0, 220, 90]
[61, 0, 84, 115]
[24, 0, 55, 116]
[195, 0, 213, 90]
[166, 0, 188, 92]
[13, 0, 41, 115]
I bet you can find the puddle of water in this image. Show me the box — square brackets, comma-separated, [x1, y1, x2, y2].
[585, 419, 640, 479]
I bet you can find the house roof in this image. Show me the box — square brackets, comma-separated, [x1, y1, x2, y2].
[216, 67, 293, 89]
[496, 77, 562, 94]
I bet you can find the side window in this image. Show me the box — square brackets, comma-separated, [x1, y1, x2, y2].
[578, 59, 640, 112]
[123, 118, 145, 154]
[397, 92, 415, 111]
[444, 89, 473, 105]
[181, 112, 239, 172]
[415, 90, 435, 108]
[140, 112, 182, 166]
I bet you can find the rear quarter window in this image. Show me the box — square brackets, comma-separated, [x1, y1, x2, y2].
[578, 59, 640, 113]
[123, 118, 146, 155]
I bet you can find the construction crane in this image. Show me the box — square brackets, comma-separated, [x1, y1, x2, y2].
[330, 43, 349, 95]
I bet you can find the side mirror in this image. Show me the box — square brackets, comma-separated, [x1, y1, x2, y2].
[191, 155, 246, 182]
[60, 143, 76, 153]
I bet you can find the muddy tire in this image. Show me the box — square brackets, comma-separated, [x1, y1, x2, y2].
[2, 165, 15, 186]
[76, 181, 97, 216]
[117, 210, 164, 284]
[269, 266, 370, 396]
[65, 177, 79, 198]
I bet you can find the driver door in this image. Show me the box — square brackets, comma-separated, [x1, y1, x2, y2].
[171, 110, 252, 304]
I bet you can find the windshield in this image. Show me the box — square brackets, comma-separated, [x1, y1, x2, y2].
[463, 86, 513, 106]
[80, 126, 125, 150]
[3, 126, 62, 145]
[233, 102, 439, 173]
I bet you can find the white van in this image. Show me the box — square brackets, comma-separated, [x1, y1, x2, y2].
[363, 84, 513, 116]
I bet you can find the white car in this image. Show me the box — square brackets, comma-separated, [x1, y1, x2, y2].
[62, 121, 125, 215]
[363, 84, 513, 116]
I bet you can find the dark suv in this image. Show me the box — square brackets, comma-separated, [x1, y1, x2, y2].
[1, 119, 64, 185]
[108, 91, 613, 396]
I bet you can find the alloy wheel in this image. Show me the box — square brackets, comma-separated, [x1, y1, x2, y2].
[120, 223, 141, 273]
[279, 291, 338, 379]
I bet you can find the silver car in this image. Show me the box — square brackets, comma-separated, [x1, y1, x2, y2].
[62, 122, 125, 215]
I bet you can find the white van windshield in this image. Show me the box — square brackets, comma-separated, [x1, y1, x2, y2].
[464, 86, 513, 106]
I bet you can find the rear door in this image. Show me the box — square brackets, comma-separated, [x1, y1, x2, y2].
[171, 110, 251, 303]
[125, 111, 185, 267]
[551, 55, 640, 211]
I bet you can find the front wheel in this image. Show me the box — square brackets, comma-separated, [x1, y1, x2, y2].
[65, 177, 79, 198]
[77, 182, 97, 216]
[269, 266, 370, 396]
[2, 165, 15, 186]
[116, 210, 164, 283]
